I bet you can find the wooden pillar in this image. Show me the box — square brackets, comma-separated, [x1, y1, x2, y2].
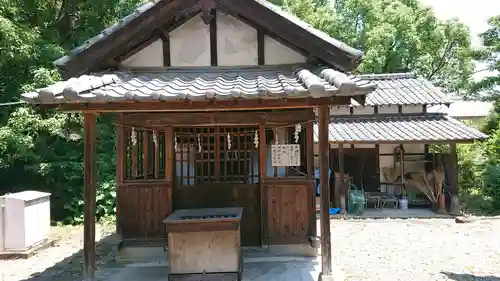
[165, 127, 174, 182]
[259, 123, 268, 246]
[330, 149, 337, 208]
[318, 106, 332, 278]
[306, 122, 316, 237]
[338, 144, 346, 213]
[115, 113, 124, 236]
[83, 113, 97, 281]
[449, 143, 460, 215]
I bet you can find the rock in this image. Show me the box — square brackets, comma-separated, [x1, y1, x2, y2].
[455, 216, 477, 223]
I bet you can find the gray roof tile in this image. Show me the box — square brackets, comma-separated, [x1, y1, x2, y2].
[21, 65, 376, 104]
[313, 114, 487, 143]
[352, 73, 449, 106]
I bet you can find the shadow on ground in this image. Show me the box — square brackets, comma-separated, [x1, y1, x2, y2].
[15, 234, 320, 281]
[441, 272, 500, 281]
[17, 234, 120, 281]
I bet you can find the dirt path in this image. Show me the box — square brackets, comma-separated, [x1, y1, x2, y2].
[2, 218, 500, 281]
[0, 223, 116, 281]
[331, 218, 500, 281]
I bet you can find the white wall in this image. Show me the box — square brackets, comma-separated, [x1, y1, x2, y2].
[216, 12, 258, 66]
[378, 106, 399, 114]
[119, 13, 307, 68]
[402, 105, 424, 114]
[264, 36, 306, 64]
[169, 15, 211, 67]
[121, 39, 164, 68]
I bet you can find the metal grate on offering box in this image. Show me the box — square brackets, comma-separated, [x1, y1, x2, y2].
[178, 214, 238, 220]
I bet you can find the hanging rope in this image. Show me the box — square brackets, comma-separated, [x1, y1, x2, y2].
[114, 119, 315, 137]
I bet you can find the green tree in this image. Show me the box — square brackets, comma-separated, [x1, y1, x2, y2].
[0, 0, 143, 223]
[278, 0, 474, 94]
[471, 15, 500, 99]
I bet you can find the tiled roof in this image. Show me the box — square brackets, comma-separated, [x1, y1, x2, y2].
[313, 114, 487, 143]
[55, 0, 363, 72]
[21, 65, 377, 104]
[352, 73, 449, 106]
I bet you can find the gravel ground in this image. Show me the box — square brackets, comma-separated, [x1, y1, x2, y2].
[1, 219, 499, 281]
[331, 218, 500, 281]
[0, 223, 116, 281]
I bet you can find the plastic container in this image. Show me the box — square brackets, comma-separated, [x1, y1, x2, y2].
[399, 198, 408, 210]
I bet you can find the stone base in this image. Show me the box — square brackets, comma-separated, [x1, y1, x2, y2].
[0, 238, 57, 260]
[319, 271, 343, 281]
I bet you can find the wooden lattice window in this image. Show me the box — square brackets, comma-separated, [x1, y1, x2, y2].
[175, 127, 259, 185]
[124, 129, 166, 180]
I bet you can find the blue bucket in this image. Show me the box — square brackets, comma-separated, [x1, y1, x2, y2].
[329, 208, 341, 215]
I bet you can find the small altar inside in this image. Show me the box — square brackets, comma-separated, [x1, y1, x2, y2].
[163, 207, 244, 281]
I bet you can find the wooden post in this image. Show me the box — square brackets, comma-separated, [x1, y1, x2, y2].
[338, 144, 345, 213]
[318, 106, 332, 278]
[259, 123, 267, 246]
[306, 122, 316, 237]
[165, 127, 174, 182]
[115, 113, 124, 236]
[449, 143, 460, 215]
[83, 113, 97, 281]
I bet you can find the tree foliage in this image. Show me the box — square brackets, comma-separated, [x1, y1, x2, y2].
[0, 0, 143, 223]
[471, 15, 500, 99]
[278, 0, 474, 94]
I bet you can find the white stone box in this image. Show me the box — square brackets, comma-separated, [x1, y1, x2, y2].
[0, 191, 51, 251]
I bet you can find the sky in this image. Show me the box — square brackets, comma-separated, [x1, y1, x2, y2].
[420, 0, 500, 47]
[419, 0, 500, 81]
[421, 0, 498, 113]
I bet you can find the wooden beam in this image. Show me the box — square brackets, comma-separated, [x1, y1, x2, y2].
[83, 113, 97, 281]
[58, 97, 351, 113]
[317, 106, 332, 277]
[59, 0, 200, 78]
[259, 123, 267, 246]
[217, 7, 310, 59]
[210, 9, 217, 66]
[160, 33, 171, 67]
[257, 29, 265, 65]
[122, 110, 315, 127]
[113, 35, 159, 66]
[216, 0, 357, 71]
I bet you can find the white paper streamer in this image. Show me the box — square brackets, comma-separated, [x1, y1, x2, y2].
[254, 130, 259, 148]
[294, 124, 302, 143]
[153, 130, 158, 147]
[197, 133, 201, 153]
[227, 132, 232, 150]
[131, 128, 137, 146]
[174, 135, 178, 152]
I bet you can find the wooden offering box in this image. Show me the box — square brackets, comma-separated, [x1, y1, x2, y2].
[163, 207, 244, 281]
